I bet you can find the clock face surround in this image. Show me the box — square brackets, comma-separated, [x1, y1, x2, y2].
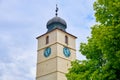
[63, 47, 71, 57]
[44, 47, 51, 57]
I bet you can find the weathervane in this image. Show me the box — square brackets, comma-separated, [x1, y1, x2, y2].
[55, 4, 59, 16]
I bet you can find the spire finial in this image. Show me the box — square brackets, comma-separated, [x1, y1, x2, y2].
[55, 4, 59, 17]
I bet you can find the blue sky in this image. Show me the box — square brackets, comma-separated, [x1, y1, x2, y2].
[0, 0, 96, 80]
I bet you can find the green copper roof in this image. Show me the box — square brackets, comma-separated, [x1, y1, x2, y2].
[46, 16, 67, 32]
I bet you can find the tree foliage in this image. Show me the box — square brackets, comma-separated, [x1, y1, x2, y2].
[66, 0, 120, 80]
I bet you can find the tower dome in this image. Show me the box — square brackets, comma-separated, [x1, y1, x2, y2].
[46, 4, 67, 32]
[46, 16, 67, 32]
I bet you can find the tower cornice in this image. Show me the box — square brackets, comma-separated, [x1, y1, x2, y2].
[36, 28, 77, 39]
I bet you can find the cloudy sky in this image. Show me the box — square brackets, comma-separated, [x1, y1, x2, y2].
[0, 0, 96, 80]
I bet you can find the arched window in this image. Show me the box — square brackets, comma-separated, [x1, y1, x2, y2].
[65, 36, 68, 44]
[46, 36, 49, 44]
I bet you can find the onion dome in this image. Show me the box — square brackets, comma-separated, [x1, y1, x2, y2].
[46, 16, 67, 32]
[46, 4, 67, 32]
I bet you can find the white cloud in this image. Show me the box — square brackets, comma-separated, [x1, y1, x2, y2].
[0, 32, 36, 80]
[0, 46, 36, 80]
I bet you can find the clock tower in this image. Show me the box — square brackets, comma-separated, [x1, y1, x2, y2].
[36, 6, 77, 80]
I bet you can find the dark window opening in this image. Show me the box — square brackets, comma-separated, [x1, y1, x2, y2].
[46, 36, 49, 44]
[65, 36, 68, 44]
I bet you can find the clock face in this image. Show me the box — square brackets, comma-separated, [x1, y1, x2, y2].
[63, 47, 71, 57]
[44, 47, 51, 57]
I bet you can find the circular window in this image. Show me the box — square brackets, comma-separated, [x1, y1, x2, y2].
[44, 47, 51, 57]
[63, 47, 71, 57]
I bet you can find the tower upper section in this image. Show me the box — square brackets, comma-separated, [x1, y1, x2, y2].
[46, 4, 67, 32]
[46, 16, 67, 32]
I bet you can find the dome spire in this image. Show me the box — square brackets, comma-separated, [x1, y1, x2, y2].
[55, 4, 59, 17]
[46, 3, 67, 32]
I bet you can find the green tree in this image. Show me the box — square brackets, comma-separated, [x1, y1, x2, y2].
[66, 0, 120, 80]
